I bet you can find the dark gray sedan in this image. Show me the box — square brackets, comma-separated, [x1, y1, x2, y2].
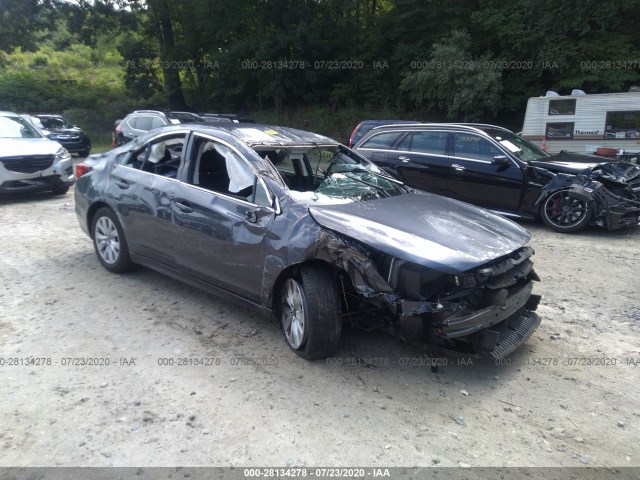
[74, 123, 541, 360]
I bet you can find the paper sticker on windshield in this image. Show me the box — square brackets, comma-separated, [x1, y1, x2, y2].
[499, 140, 521, 153]
[264, 129, 279, 135]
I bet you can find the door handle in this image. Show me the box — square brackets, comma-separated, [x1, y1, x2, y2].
[451, 164, 466, 171]
[174, 200, 194, 213]
[398, 156, 410, 162]
[245, 210, 258, 223]
[114, 179, 130, 189]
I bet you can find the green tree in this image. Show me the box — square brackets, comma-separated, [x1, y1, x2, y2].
[400, 30, 502, 121]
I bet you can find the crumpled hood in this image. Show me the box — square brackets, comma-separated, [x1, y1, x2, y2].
[531, 150, 640, 184]
[0, 137, 62, 157]
[530, 150, 606, 174]
[309, 192, 531, 274]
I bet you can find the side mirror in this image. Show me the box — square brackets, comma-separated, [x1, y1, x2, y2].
[492, 155, 510, 166]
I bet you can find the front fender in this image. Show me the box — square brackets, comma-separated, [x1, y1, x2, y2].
[534, 173, 597, 208]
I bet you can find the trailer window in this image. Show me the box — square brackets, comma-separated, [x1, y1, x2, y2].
[545, 122, 574, 139]
[604, 111, 640, 139]
[548, 99, 576, 115]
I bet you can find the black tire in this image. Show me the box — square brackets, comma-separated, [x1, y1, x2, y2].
[280, 264, 342, 360]
[541, 190, 593, 233]
[80, 149, 91, 157]
[91, 207, 134, 273]
[51, 185, 70, 195]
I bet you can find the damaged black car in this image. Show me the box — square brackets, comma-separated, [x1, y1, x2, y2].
[354, 123, 640, 232]
[74, 124, 541, 360]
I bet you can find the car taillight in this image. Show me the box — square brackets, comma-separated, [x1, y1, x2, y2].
[75, 163, 93, 178]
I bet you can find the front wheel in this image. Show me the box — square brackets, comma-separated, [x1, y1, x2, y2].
[541, 190, 592, 233]
[91, 207, 134, 273]
[280, 265, 342, 360]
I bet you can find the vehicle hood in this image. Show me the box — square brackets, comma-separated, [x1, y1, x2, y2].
[308, 192, 531, 274]
[531, 151, 640, 184]
[530, 151, 600, 174]
[0, 137, 62, 157]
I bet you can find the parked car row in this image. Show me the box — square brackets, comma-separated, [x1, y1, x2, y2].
[112, 110, 255, 147]
[7, 107, 639, 361]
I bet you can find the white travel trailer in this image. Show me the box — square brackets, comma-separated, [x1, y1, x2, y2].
[521, 90, 640, 159]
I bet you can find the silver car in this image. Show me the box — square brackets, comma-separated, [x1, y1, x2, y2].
[0, 111, 75, 194]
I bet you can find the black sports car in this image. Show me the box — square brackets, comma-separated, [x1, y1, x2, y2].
[354, 123, 640, 232]
[74, 123, 541, 360]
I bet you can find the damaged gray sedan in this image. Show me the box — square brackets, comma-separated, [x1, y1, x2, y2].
[75, 124, 541, 360]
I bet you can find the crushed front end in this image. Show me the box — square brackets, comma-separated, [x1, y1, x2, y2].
[340, 243, 542, 359]
[587, 163, 640, 229]
[537, 162, 640, 230]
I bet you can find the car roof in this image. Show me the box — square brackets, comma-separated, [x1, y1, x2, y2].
[365, 122, 514, 138]
[358, 119, 419, 126]
[200, 123, 339, 147]
[0, 111, 20, 117]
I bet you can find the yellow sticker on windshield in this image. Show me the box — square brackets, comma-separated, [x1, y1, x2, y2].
[263, 129, 278, 135]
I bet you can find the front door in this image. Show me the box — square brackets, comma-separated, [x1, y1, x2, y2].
[171, 134, 275, 301]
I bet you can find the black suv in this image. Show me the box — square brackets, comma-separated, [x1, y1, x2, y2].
[354, 123, 640, 232]
[113, 110, 180, 146]
[31, 114, 91, 157]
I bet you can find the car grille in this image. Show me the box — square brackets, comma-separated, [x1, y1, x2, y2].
[1, 155, 55, 174]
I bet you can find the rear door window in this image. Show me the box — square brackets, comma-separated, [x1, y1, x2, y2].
[133, 116, 153, 131]
[410, 132, 448, 155]
[151, 116, 166, 129]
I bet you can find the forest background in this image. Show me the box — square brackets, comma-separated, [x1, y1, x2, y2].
[1, 0, 639, 148]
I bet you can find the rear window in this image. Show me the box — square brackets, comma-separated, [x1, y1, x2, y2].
[360, 132, 403, 149]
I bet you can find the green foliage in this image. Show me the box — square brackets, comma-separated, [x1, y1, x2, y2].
[399, 31, 502, 121]
[1, 0, 639, 136]
[0, 44, 134, 139]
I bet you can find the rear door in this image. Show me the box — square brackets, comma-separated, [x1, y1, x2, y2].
[108, 131, 189, 267]
[447, 132, 524, 211]
[389, 130, 451, 196]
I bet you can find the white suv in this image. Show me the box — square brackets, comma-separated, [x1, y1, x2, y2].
[0, 111, 74, 195]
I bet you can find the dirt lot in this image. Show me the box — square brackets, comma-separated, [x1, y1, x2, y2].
[0, 186, 639, 468]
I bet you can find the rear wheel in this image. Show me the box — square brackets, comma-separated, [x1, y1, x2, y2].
[541, 190, 592, 233]
[280, 265, 342, 360]
[91, 207, 134, 273]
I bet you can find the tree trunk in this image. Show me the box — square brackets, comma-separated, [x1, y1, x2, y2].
[147, 0, 188, 110]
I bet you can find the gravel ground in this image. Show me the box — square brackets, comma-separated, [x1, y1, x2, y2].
[0, 187, 639, 468]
